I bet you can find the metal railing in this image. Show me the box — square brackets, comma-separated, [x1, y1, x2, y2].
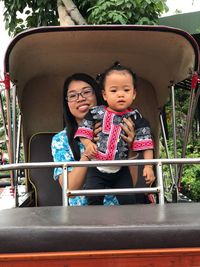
[0, 158, 199, 207]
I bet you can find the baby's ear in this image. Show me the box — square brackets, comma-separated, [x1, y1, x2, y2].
[133, 89, 137, 100]
[102, 90, 107, 101]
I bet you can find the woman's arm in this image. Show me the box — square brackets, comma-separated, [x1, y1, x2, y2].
[60, 138, 97, 189]
[128, 150, 138, 186]
[52, 131, 91, 191]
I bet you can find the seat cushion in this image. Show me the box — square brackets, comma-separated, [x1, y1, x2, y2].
[0, 203, 200, 253]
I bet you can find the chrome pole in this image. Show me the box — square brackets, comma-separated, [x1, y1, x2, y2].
[156, 162, 165, 204]
[12, 84, 16, 164]
[171, 85, 178, 183]
[11, 84, 19, 207]
[62, 166, 68, 206]
[159, 113, 175, 188]
[16, 114, 22, 164]
[4, 76, 16, 206]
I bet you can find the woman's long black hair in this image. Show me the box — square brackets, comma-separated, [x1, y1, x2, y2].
[63, 73, 103, 160]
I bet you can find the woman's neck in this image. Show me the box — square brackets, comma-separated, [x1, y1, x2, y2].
[76, 118, 82, 125]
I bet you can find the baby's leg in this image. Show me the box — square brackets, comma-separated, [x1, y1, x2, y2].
[114, 167, 136, 205]
[85, 167, 105, 205]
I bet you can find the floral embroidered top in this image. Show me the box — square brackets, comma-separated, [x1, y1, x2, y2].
[51, 129, 118, 206]
[75, 105, 154, 161]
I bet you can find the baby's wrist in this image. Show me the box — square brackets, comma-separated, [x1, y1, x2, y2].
[128, 152, 139, 160]
[144, 164, 153, 169]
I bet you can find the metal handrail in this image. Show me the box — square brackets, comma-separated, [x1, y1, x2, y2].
[0, 158, 199, 171]
[0, 158, 199, 207]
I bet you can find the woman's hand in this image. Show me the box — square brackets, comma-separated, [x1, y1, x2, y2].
[120, 117, 135, 147]
[93, 122, 102, 143]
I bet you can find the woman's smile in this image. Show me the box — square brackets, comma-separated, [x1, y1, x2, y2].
[77, 103, 90, 112]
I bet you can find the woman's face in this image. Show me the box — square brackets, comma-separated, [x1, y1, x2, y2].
[67, 80, 97, 124]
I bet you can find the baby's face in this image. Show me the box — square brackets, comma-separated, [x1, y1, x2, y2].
[102, 70, 136, 112]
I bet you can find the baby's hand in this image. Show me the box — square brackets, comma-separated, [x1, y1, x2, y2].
[143, 165, 155, 185]
[84, 143, 97, 159]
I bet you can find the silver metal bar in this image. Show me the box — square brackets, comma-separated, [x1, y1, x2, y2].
[11, 84, 19, 207]
[5, 83, 15, 207]
[68, 187, 160, 197]
[197, 120, 200, 137]
[171, 85, 179, 183]
[156, 162, 165, 204]
[171, 85, 177, 159]
[0, 158, 199, 171]
[5, 88, 13, 164]
[12, 84, 16, 164]
[0, 158, 199, 205]
[159, 113, 175, 188]
[16, 114, 22, 164]
[62, 166, 68, 206]
[171, 85, 178, 187]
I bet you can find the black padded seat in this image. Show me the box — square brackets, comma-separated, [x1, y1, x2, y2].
[0, 203, 200, 253]
[28, 133, 62, 206]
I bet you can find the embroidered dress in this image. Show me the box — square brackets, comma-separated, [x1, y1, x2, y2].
[75, 105, 154, 161]
[51, 129, 118, 206]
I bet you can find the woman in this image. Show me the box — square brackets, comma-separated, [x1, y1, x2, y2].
[51, 73, 136, 206]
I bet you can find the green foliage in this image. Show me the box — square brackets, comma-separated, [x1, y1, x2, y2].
[160, 88, 200, 201]
[1, 0, 168, 36]
[181, 144, 200, 201]
[0, 85, 7, 162]
[181, 164, 200, 201]
[1, 0, 59, 36]
[75, 0, 168, 25]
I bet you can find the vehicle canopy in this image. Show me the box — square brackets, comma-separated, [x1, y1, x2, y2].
[4, 25, 199, 162]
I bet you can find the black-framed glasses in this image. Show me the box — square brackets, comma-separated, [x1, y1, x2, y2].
[66, 87, 94, 102]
